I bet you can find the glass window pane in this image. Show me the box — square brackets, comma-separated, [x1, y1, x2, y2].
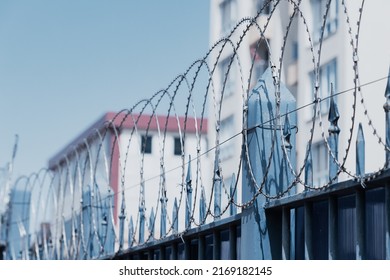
[220, 0, 236, 34]
[220, 115, 235, 161]
[219, 57, 235, 98]
[174, 137, 182, 156]
[312, 141, 328, 186]
[141, 135, 152, 154]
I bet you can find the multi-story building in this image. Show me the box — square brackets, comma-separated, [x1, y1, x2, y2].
[209, 0, 389, 192]
[296, 0, 390, 185]
[48, 112, 209, 255]
[208, 0, 298, 207]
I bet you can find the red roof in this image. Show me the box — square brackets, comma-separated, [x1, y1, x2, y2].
[48, 112, 208, 169]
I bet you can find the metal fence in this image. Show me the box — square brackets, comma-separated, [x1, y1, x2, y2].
[1, 0, 389, 260]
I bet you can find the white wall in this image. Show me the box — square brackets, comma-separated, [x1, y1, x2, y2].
[118, 128, 210, 244]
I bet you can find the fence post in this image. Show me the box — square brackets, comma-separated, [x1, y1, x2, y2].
[198, 235, 205, 260]
[282, 207, 290, 260]
[328, 196, 337, 260]
[386, 186, 390, 260]
[384, 72, 390, 259]
[304, 144, 313, 260]
[304, 202, 313, 260]
[241, 68, 296, 259]
[229, 224, 237, 259]
[328, 87, 340, 183]
[384, 70, 390, 167]
[213, 230, 220, 260]
[0, 243, 5, 260]
[355, 123, 366, 259]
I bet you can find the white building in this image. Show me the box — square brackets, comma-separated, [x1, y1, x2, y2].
[208, 0, 298, 207]
[48, 112, 209, 253]
[296, 0, 390, 186]
[209, 0, 390, 192]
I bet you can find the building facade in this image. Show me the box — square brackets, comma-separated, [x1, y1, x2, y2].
[208, 0, 298, 208]
[47, 112, 209, 257]
[296, 0, 390, 185]
[209, 0, 390, 191]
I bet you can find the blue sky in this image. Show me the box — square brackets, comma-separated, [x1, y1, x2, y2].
[0, 1, 210, 176]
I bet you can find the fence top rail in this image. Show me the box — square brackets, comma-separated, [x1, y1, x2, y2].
[104, 212, 241, 259]
[265, 169, 390, 210]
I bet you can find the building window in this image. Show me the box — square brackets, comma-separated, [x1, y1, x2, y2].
[220, 0, 236, 34]
[219, 56, 236, 99]
[141, 135, 152, 154]
[292, 41, 298, 61]
[311, 0, 338, 42]
[174, 137, 183, 156]
[311, 58, 337, 114]
[312, 141, 328, 186]
[219, 115, 235, 161]
[250, 40, 269, 86]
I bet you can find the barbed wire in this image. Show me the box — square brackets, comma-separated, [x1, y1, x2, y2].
[1, 0, 389, 259]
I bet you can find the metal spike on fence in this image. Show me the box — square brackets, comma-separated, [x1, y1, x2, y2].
[38, 243, 43, 261]
[128, 216, 134, 249]
[149, 207, 155, 241]
[229, 173, 237, 216]
[305, 143, 313, 188]
[185, 155, 193, 229]
[139, 210, 145, 244]
[283, 113, 292, 150]
[199, 187, 206, 223]
[72, 221, 78, 260]
[383, 68, 390, 167]
[160, 194, 167, 238]
[356, 123, 365, 177]
[118, 195, 126, 251]
[213, 157, 221, 220]
[101, 201, 108, 250]
[328, 84, 340, 183]
[59, 234, 64, 260]
[139, 181, 146, 244]
[106, 191, 115, 254]
[172, 198, 178, 234]
[280, 114, 293, 194]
